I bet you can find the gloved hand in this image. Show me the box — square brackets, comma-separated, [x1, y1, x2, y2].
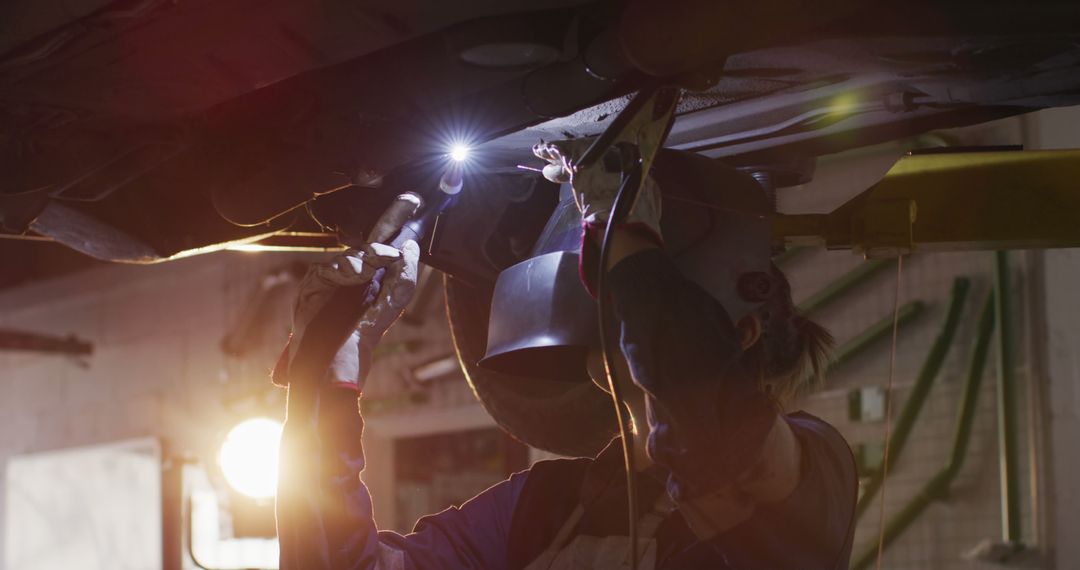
[274, 195, 421, 392]
[533, 138, 663, 244]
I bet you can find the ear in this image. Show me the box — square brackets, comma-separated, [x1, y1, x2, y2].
[736, 314, 763, 351]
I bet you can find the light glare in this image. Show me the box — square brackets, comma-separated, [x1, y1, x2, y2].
[449, 144, 470, 162]
[218, 418, 283, 499]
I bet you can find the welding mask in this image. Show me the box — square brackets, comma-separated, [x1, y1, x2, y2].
[461, 149, 774, 457]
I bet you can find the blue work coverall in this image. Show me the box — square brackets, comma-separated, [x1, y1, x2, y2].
[277, 251, 857, 569]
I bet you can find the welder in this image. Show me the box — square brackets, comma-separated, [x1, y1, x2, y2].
[273, 141, 858, 568]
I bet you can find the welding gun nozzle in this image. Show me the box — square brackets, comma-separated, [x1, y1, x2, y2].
[439, 163, 464, 195]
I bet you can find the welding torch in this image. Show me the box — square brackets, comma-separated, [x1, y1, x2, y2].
[346, 161, 462, 250]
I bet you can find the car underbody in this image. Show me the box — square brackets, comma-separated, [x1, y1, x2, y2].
[4, 0, 1080, 286]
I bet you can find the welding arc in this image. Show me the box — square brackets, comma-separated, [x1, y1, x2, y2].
[596, 156, 645, 570]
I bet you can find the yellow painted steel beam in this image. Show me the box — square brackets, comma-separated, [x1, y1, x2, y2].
[774, 149, 1080, 258]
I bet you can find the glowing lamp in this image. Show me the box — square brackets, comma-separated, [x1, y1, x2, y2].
[218, 418, 283, 499]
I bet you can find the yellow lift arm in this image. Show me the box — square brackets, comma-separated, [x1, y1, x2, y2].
[774, 149, 1080, 258]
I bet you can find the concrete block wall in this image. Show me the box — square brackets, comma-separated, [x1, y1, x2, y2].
[790, 247, 1021, 570]
[780, 110, 1080, 569]
[0, 248, 489, 568]
[1021, 105, 1080, 569]
[0, 250, 320, 569]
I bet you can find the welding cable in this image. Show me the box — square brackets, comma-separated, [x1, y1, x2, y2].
[595, 152, 646, 570]
[874, 255, 905, 570]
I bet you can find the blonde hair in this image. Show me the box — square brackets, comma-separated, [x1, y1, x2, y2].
[744, 264, 835, 405]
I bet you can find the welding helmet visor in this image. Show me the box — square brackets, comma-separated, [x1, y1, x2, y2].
[459, 149, 774, 456]
[482, 149, 773, 380]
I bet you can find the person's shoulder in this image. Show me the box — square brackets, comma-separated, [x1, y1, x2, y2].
[505, 455, 596, 567]
[518, 455, 594, 482]
[492, 455, 594, 501]
[784, 411, 857, 483]
[785, 411, 849, 446]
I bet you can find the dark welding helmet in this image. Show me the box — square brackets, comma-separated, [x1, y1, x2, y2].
[482, 148, 772, 380]
[461, 149, 773, 456]
[480, 186, 598, 383]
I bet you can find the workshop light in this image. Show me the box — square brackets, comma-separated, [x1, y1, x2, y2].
[449, 143, 471, 163]
[218, 418, 283, 499]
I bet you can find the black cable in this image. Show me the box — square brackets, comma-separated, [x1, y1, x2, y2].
[595, 148, 645, 570]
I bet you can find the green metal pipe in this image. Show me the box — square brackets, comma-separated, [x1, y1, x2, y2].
[994, 251, 1022, 544]
[852, 293, 996, 570]
[798, 259, 890, 315]
[852, 471, 953, 570]
[825, 301, 927, 375]
[855, 277, 971, 519]
[947, 294, 998, 478]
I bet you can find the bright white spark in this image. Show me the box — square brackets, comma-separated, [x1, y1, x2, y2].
[449, 144, 470, 162]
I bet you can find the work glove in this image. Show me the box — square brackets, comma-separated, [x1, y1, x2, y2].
[274, 195, 421, 392]
[533, 138, 663, 245]
[534, 138, 664, 298]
